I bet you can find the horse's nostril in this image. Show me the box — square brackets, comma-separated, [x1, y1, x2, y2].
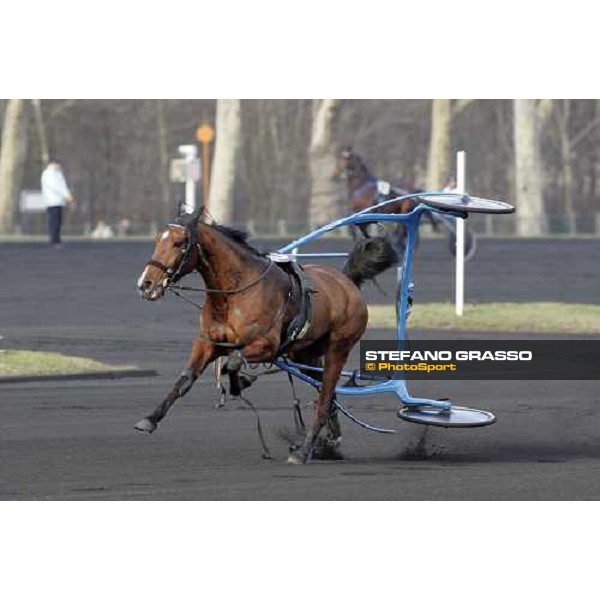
[141, 280, 153, 292]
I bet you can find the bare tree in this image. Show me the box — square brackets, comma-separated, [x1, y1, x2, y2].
[513, 99, 545, 235]
[239, 100, 311, 232]
[545, 99, 600, 227]
[426, 99, 452, 190]
[208, 99, 241, 223]
[555, 100, 574, 225]
[309, 99, 340, 228]
[155, 99, 170, 224]
[2, 99, 599, 236]
[0, 100, 28, 234]
[31, 99, 50, 164]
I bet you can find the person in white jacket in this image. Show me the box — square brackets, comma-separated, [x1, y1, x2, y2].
[41, 159, 75, 246]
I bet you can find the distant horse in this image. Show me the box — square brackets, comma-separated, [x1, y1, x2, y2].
[135, 209, 396, 464]
[333, 147, 475, 258]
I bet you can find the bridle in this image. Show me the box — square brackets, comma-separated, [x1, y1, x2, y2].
[145, 222, 199, 290]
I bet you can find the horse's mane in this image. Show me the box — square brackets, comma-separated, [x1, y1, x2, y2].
[173, 207, 262, 256]
[209, 223, 262, 256]
[171, 211, 261, 256]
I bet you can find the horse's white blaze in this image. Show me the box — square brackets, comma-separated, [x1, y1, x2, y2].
[161, 231, 170, 241]
[137, 267, 149, 289]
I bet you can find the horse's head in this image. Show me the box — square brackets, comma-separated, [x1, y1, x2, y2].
[137, 218, 199, 301]
[332, 146, 365, 181]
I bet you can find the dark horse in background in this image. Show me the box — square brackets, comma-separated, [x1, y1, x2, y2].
[135, 209, 397, 464]
[333, 147, 475, 259]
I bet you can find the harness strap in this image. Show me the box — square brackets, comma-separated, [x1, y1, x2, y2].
[240, 392, 272, 460]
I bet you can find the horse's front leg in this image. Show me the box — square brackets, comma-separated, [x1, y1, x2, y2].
[135, 338, 216, 433]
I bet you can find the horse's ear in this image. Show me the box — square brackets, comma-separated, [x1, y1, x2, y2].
[198, 205, 218, 226]
[170, 206, 203, 230]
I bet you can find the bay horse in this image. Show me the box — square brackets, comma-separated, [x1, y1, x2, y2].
[332, 146, 428, 246]
[333, 147, 475, 258]
[333, 147, 419, 214]
[135, 209, 396, 464]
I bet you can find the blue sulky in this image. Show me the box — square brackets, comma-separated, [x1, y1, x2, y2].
[274, 192, 514, 433]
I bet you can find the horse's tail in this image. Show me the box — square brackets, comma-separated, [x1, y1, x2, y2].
[342, 236, 398, 289]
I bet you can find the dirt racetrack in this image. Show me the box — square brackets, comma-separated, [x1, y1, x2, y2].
[1, 236, 600, 499]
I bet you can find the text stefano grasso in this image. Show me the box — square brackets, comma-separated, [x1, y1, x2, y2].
[364, 350, 533, 362]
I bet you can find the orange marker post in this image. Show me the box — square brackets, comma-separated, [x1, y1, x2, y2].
[196, 124, 215, 209]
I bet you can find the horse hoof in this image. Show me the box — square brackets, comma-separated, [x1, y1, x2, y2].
[134, 418, 157, 434]
[287, 451, 308, 465]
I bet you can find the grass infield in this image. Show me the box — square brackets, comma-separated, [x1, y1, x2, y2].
[1, 303, 597, 377]
[0, 350, 133, 378]
[368, 302, 600, 334]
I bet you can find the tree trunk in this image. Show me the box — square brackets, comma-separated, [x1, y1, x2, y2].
[556, 100, 574, 228]
[208, 99, 241, 224]
[594, 100, 600, 207]
[426, 99, 451, 190]
[0, 100, 28, 234]
[309, 99, 340, 228]
[513, 99, 545, 236]
[156, 99, 170, 223]
[31, 99, 50, 164]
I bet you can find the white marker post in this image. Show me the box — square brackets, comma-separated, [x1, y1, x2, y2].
[178, 145, 201, 214]
[455, 151, 466, 316]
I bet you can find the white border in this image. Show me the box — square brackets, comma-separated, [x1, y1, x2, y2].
[1, 1, 597, 97]
[2, 503, 597, 599]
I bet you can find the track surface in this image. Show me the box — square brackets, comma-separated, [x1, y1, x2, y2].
[1, 237, 600, 500]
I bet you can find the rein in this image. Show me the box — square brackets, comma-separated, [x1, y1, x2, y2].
[168, 258, 275, 295]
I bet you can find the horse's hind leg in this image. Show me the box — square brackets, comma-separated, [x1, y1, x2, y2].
[305, 398, 344, 461]
[135, 339, 216, 433]
[325, 399, 343, 448]
[288, 343, 350, 464]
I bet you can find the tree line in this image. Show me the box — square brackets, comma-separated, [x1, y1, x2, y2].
[1, 99, 599, 236]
